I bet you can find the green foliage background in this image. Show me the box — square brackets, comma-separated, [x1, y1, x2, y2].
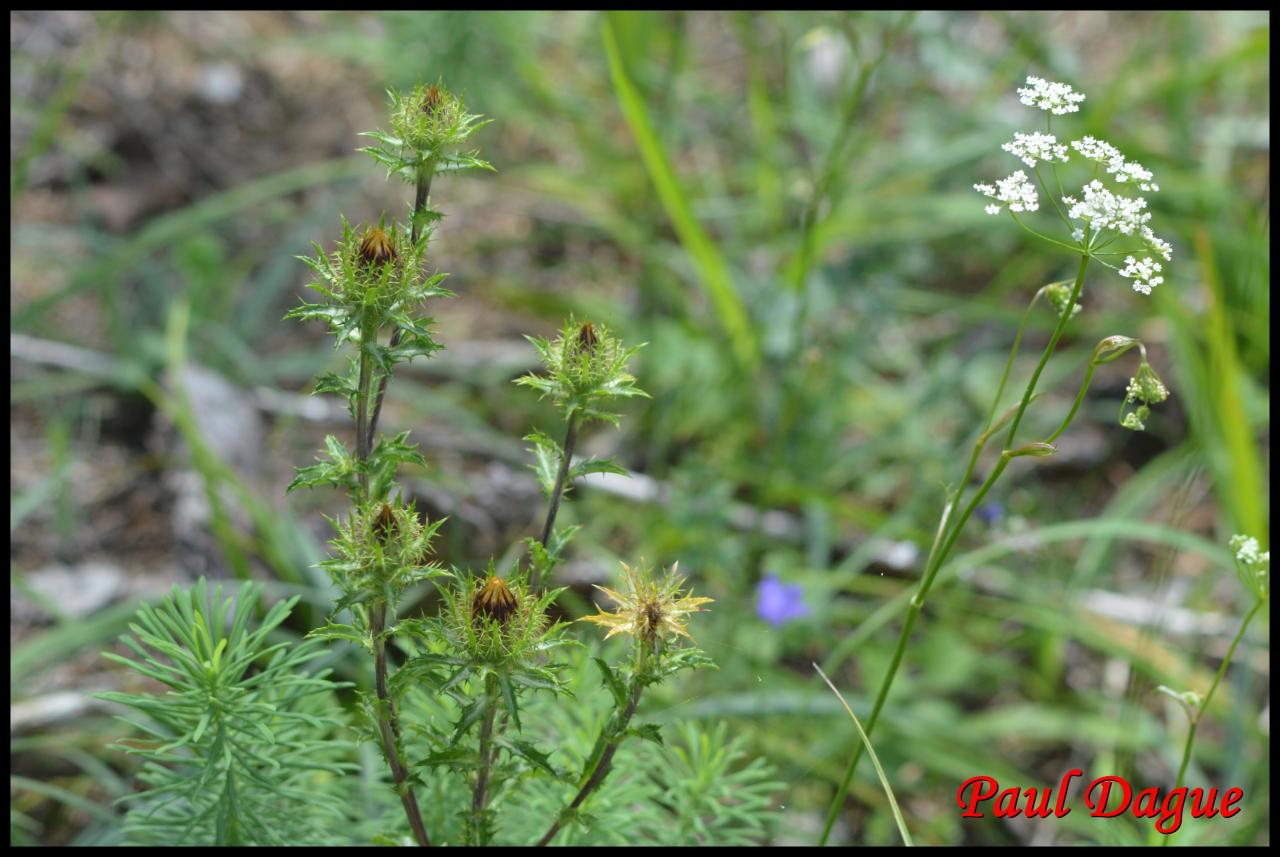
[10, 10, 1269, 846]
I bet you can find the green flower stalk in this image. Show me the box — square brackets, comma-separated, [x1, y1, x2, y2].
[107, 78, 769, 847]
[518, 317, 648, 587]
[536, 561, 714, 846]
[821, 76, 1175, 844]
[1155, 535, 1268, 846]
[286, 80, 495, 848]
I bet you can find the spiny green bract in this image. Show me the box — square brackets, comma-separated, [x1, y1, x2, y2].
[319, 498, 446, 608]
[516, 315, 649, 426]
[287, 215, 451, 352]
[438, 563, 571, 667]
[358, 82, 494, 182]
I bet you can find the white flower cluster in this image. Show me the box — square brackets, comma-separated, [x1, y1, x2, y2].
[974, 170, 1039, 215]
[1002, 132, 1069, 168]
[1063, 180, 1150, 235]
[1230, 533, 1270, 598]
[1125, 368, 1169, 404]
[975, 77, 1174, 295]
[1141, 226, 1173, 261]
[1119, 255, 1164, 295]
[1071, 136, 1159, 192]
[1017, 76, 1086, 115]
[1231, 534, 1270, 568]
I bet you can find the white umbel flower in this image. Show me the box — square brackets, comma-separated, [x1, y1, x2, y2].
[1071, 137, 1160, 192]
[1064, 180, 1150, 235]
[1119, 255, 1164, 295]
[1231, 535, 1270, 568]
[1141, 226, 1173, 261]
[974, 170, 1039, 214]
[1002, 132, 1069, 168]
[1071, 135, 1124, 166]
[1230, 534, 1270, 599]
[1115, 160, 1159, 192]
[1017, 76, 1086, 115]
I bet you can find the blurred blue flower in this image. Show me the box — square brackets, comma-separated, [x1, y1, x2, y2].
[977, 501, 1004, 526]
[756, 573, 809, 627]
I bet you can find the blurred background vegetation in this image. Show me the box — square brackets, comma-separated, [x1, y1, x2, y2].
[10, 10, 1269, 846]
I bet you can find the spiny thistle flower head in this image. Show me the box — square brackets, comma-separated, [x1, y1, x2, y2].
[580, 561, 713, 646]
[319, 498, 444, 604]
[975, 77, 1174, 296]
[1230, 534, 1270, 600]
[515, 315, 649, 426]
[288, 215, 451, 348]
[439, 564, 565, 665]
[359, 81, 494, 183]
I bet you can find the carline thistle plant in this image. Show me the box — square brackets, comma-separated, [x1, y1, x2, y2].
[102, 81, 750, 847]
[820, 77, 1175, 844]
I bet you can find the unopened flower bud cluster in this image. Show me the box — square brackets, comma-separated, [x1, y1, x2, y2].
[1120, 362, 1170, 432]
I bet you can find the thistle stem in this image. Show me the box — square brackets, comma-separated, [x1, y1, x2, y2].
[1161, 597, 1265, 846]
[535, 676, 644, 847]
[355, 337, 375, 501]
[368, 165, 435, 451]
[471, 675, 500, 844]
[818, 256, 1089, 845]
[370, 604, 431, 846]
[537, 413, 580, 566]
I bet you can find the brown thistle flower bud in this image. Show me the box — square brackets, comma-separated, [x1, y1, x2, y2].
[372, 502, 397, 544]
[358, 225, 396, 267]
[642, 601, 663, 642]
[423, 83, 441, 114]
[472, 574, 518, 625]
[577, 321, 598, 352]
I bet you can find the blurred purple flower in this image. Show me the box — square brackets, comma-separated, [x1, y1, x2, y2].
[756, 573, 809, 627]
[977, 501, 1004, 526]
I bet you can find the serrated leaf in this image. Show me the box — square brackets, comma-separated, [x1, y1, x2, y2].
[496, 738, 565, 780]
[593, 657, 629, 709]
[568, 457, 628, 481]
[496, 672, 521, 732]
[523, 430, 561, 496]
[628, 723, 664, 746]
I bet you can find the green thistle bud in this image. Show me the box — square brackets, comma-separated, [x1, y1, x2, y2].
[515, 315, 648, 426]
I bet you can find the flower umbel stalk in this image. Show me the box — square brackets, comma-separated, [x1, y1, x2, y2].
[822, 74, 1175, 843]
[1160, 598, 1264, 846]
[819, 255, 1090, 845]
[1157, 537, 1268, 845]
